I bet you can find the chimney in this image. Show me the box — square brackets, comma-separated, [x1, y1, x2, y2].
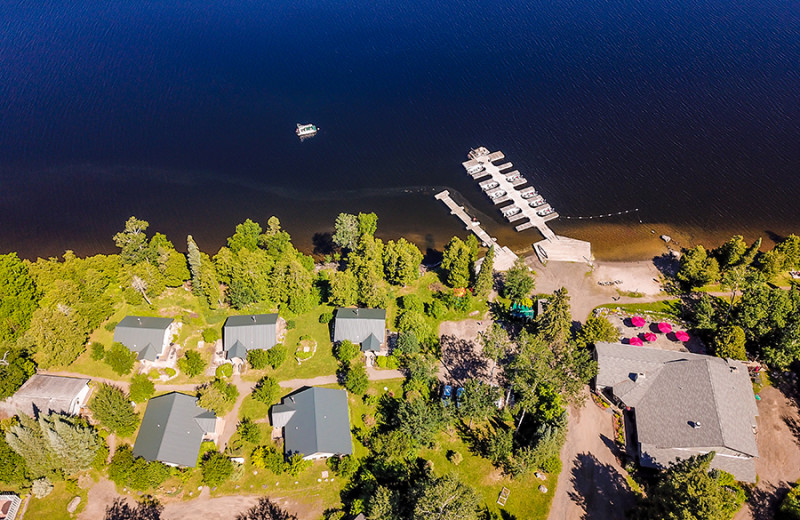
[691, 421, 702, 429]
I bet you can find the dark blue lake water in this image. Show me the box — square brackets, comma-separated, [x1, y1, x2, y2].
[1, 0, 798, 259]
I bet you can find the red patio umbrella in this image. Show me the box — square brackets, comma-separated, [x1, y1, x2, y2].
[644, 332, 657, 342]
[631, 316, 646, 328]
[658, 322, 672, 334]
[629, 337, 644, 346]
[675, 330, 690, 342]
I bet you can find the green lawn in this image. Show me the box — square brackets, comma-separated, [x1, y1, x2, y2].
[24, 480, 87, 520]
[238, 395, 273, 421]
[596, 299, 682, 320]
[420, 431, 557, 520]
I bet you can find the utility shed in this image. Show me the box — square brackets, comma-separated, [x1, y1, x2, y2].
[133, 392, 217, 467]
[223, 314, 278, 360]
[333, 308, 386, 351]
[9, 374, 90, 416]
[595, 342, 759, 482]
[271, 387, 353, 460]
[114, 316, 175, 362]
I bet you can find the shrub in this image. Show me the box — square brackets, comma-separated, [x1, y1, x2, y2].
[425, 300, 446, 319]
[90, 342, 106, 361]
[103, 321, 118, 332]
[286, 320, 296, 330]
[780, 484, 800, 520]
[129, 373, 155, 403]
[375, 355, 399, 369]
[541, 455, 562, 474]
[286, 453, 311, 476]
[202, 328, 220, 344]
[89, 384, 140, 437]
[248, 349, 269, 370]
[252, 376, 280, 405]
[447, 450, 463, 465]
[104, 342, 136, 375]
[178, 350, 206, 378]
[201, 451, 234, 486]
[344, 363, 368, 395]
[31, 477, 53, 498]
[237, 418, 261, 444]
[164, 367, 176, 377]
[334, 340, 359, 364]
[399, 294, 424, 313]
[266, 344, 287, 369]
[197, 378, 239, 415]
[395, 332, 420, 356]
[215, 363, 233, 378]
[319, 312, 333, 324]
[327, 455, 359, 478]
[251, 445, 286, 474]
[108, 445, 172, 491]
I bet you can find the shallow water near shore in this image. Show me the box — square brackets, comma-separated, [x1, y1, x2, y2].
[1, 0, 798, 260]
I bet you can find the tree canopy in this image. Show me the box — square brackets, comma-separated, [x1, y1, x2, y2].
[0, 253, 39, 341]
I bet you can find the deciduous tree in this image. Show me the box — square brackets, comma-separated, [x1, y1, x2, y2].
[713, 325, 747, 360]
[104, 342, 137, 375]
[412, 474, 480, 520]
[333, 213, 359, 251]
[575, 316, 620, 349]
[441, 237, 471, 289]
[677, 245, 720, 288]
[23, 306, 87, 368]
[0, 253, 39, 341]
[473, 246, 495, 298]
[228, 219, 262, 253]
[89, 384, 140, 437]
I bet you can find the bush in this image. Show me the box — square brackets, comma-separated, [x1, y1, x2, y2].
[447, 450, 463, 465]
[237, 418, 261, 444]
[129, 373, 155, 403]
[89, 384, 140, 437]
[104, 342, 137, 375]
[399, 294, 424, 313]
[201, 451, 234, 486]
[286, 320, 296, 330]
[252, 376, 280, 405]
[780, 485, 800, 520]
[251, 445, 286, 474]
[540, 455, 562, 474]
[178, 350, 206, 378]
[197, 378, 239, 415]
[425, 300, 446, 319]
[108, 445, 172, 491]
[103, 321, 118, 332]
[90, 342, 106, 361]
[164, 367, 176, 377]
[395, 332, 420, 356]
[248, 349, 269, 370]
[215, 363, 233, 378]
[375, 355, 399, 369]
[266, 344, 287, 369]
[319, 312, 333, 324]
[327, 455, 359, 478]
[344, 363, 368, 395]
[286, 453, 311, 476]
[202, 328, 220, 344]
[31, 477, 53, 498]
[334, 340, 359, 364]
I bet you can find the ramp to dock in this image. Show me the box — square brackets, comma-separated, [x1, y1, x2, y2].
[533, 236, 593, 264]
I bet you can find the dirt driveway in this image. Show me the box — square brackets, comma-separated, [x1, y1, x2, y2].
[548, 393, 636, 520]
[735, 384, 800, 520]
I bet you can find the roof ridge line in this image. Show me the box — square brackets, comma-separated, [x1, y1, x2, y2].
[704, 359, 731, 450]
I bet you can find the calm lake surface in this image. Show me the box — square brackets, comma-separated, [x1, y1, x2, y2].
[1, 0, 798, 260]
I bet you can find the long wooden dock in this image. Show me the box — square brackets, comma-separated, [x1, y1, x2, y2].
[434, 190, 519, 271]
[462, 147, 558, 240]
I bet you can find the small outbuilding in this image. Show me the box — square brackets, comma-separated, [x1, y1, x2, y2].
[333, 308, 386, 354]
[114, 316, 176, 362]
[271, 387, 353, 460]
[8, 374, 90, 416]
[223, 314, 278, 361]
[133, 392, 217, 467]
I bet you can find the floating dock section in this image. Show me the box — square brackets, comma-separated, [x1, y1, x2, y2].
[462, 147, 558, 239]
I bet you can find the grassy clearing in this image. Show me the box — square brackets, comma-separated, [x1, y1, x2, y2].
[597, 299, 682, 319]
[420, 430, 556, 520]
[238, 395, 273, 421]
[24, 480, 87, 520]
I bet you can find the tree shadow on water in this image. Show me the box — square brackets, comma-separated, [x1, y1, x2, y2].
[567, 452, 636, 520]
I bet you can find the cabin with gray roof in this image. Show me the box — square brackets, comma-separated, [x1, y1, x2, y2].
[271, 387, 353, 460]
[333, 308, 387, 354]
[595, 342, 759, 482]
[133, 392, 218, 467]
[114, 316, 176, 362]
[223, 314, 278, 361]
[7, 374, 90, 417]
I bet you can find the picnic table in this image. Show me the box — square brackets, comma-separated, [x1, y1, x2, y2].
[497, 487, 511, 506]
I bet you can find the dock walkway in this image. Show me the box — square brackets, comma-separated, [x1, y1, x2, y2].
[434, 190, 519, 271]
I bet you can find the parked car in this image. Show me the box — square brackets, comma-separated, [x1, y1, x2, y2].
[456, 387, 465, 408]
[442, 384, 453, 404]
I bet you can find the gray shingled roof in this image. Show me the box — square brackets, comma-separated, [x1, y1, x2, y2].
[133, 392, 216, 468]
[225, 340, 249, 361]
[361, 333, 381, 352]
[595, 342, 759, 481]
[11, 374, 89, 416]
[223, 314, 278, 354]
[114, 316, 173, 362]
[271, 387, 353, 458]
[333, 308, 386, 346]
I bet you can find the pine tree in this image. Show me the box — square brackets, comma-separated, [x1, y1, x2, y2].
[474, 246, 495, 298]
[187, 235, 202, 295]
